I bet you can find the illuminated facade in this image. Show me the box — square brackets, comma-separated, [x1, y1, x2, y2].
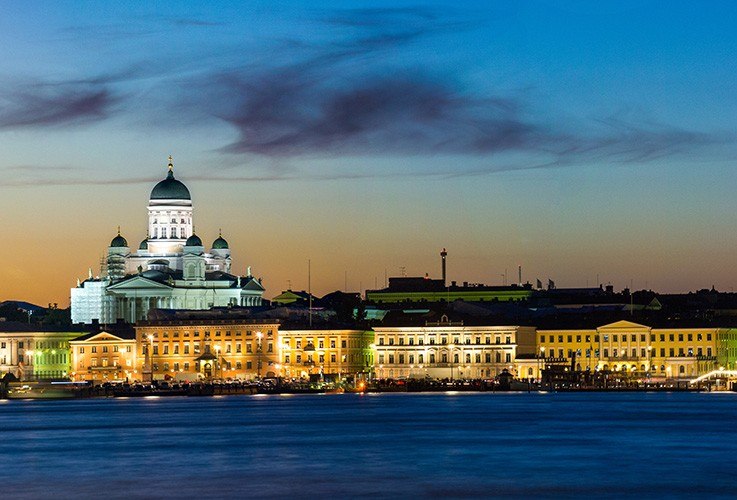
[135, 319, 279, 381]
[71, 156, 265, 325]
[533, 320, 732, 379]
[372, 318, 537, 379]
[70, 331, 138, 382]
[278, 329, 374, 379]
[0, 329, 80, 380]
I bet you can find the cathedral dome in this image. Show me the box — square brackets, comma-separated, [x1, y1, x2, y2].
[212, 231, 229, 250]
[185, 233, 203, 247]
[110, 231, 128, 248]
[150, 157, 191, 200]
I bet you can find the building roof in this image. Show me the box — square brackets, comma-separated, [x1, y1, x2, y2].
[150, 159, 191, 200]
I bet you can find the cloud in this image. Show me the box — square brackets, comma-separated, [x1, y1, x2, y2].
[0, 82, 118, 129]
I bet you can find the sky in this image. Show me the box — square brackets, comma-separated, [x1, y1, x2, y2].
[2, 0, 737, 306]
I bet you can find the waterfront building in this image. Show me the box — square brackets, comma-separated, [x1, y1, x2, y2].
[135, 319, 279, 381]
[70, 331, 138, 382]
[366, 277, 532, 305]
[278, 329, 374, 379]
[0, 324, 82, 380]
[71, 156, 265, 325]
[529, 320, 733, 380]
[372, 316, 537, 379]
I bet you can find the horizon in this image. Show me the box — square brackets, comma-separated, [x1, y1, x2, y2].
[3, 1, 737, 306]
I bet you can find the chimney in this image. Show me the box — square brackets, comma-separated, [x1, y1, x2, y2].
[440, 248, 447, 285]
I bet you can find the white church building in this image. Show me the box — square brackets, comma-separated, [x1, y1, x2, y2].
[71, 157, 265, 324]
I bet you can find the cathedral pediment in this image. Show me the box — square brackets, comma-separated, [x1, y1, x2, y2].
[108, 276, 173, 290]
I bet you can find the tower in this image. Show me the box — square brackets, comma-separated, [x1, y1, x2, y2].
[441, 248, 447, 285]
[147, 156, 193, 255]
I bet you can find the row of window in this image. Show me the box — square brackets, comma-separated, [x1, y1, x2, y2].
[150, 329, 275, 339]
[153, 343, 274, 355]
[544, 347, 713, 359]
[86, 358, 133, 368]
[152, 217, 190, 224]
[377, 336, 512, 346]
[378, 352, 512, 365]
[79, 345, 132, 354]
[283, 353, 360, 364]
[153, 361, 249, 372]
[282, 339, 353, 349]
[0, 341, 67, 349]
[541, 333, 714, 343]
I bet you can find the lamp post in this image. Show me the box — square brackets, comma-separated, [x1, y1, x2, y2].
[256, 331, 263, 378]
[214, 345, 221, 380]
[147, 334, 154, 383]
[646, 345, 653, 377]
[539, 346, 546, 382]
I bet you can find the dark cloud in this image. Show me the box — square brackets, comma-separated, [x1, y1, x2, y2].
[0, 82, 118, 129]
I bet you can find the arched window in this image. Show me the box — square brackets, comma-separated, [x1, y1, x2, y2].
[528, 367, 533, 376]
[679, 365, 685, 374]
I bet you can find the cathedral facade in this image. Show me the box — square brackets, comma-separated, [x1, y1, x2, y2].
[71, 157, 265, 324]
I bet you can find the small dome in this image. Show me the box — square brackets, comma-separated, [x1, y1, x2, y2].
[185, 233, 203, 247]
[110, 231, 128, 248]
[150, 157, 191, 200]
[212, 231, 229, 249]
[139, 238, 148, 250]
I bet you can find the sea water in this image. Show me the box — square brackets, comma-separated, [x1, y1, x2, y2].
[1, 392, 735, 498]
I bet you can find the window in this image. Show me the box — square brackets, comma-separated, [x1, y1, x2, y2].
[379, 338, 384, 346]
[318, 340, 324, 349]
[246, 362, 252, 369]
[418, 354, 424, 363]
[91, 358, 97, 367]
[398, 354, 404, 364]
[285, 355, 291, 364]
[319, 354, 325, 363]
[505, 353, 511, 363]
[268, 343, 273, 353]
[603, 335, 609, 342]
[640, 334, 646, 342]
[409, 338, 414, 345]
[568, 335, 573, 343]
[247, 344, 252, 353]
[91, 346, 97, 353]
[330, 340, 336, 348]
[126, 346, 131, 352]
[236, 343, 242, 353]
[184, 344, 190, 354]
[697, 333, 703, 341]
[331, 354, 336, 363]
[399, 338, 404, 346]
[388, 355, 394, 364]
[540, 335, 546, 343]
[660, 348, 665, 357]
[153, 346, 159, 355]
[226, 344, 231, 353]
[485, 353, 491, 363]
[707, 334, 712, 341]
[429, 354, 435, 363]
[341, 340, 347, 348]
[678, 334, 684, 342]
[174, 344, 179, 354]
[184, 362, 190, 371]
[163, 345, 169, 354]
[236, 362, 242, 369]
[613, 335, 618, 342]
[102, 346, 109, 353]
[79, 347, 84, 354]
[174, 362, 180, 371]
[495, 352, 501, 362]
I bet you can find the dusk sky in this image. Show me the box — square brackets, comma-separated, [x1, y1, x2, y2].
[3, 1, 737, 306]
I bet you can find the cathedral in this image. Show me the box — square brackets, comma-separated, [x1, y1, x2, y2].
[71, 157, 265, 324]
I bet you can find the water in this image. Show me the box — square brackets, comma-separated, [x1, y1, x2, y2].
[1, 392, 736, 498]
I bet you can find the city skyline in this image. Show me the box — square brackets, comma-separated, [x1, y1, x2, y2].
[3, 1, 737, 306]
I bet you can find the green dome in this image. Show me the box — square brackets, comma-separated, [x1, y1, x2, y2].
[212, 233, 229, 249]
[110, 233, 128, 248]
[150, 160, 191, 200]
[185, 234, 203, 247]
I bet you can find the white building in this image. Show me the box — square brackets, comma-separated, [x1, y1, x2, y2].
[373, 317, 537, 379]
[71, 156, 265, 324]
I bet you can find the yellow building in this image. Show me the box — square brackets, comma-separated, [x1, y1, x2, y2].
[70, 331, 138, 382]
[135, 319, 280, 381]
[278, 329, 374, 379]
[373, 317, 537, 379]
[531, 320, 728, 380]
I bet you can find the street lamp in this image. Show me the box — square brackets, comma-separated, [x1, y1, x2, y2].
[646, 345, 653, 376]
[256, 331, 263, 378]
[539, 346, 546, 382]
[147, 334, 154, 383]
[214, 345, 221, 380]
